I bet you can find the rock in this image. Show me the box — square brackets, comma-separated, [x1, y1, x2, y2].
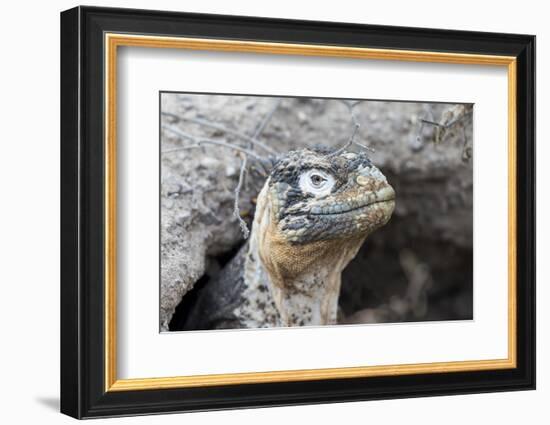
[160, 94, 474, 329]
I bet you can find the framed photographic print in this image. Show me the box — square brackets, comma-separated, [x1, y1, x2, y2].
[60, 6, 535, 419]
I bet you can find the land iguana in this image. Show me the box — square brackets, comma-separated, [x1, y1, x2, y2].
[180, 147, 395, 330]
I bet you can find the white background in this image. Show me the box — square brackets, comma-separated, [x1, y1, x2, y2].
[119, 48, 508, 378]
[0, 0, 546, 424]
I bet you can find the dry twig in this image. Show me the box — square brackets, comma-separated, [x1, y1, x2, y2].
[162, 111, 277, 155]
[415, 104, 473, 160]
[233, 153, 250, 238]
[232, 99, 282, 238]
[161, 125, 267, 163]
[329, 100, 374, 156]
[252, 99, 282, 141]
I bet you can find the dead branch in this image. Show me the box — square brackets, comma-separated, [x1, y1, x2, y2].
[461, 125, 472, 161]
[416, 104, 473, 161]
[161, 124, 267, 163]
[252, 99, 282, 141]
[329, 100, 374, 156]
[162, 111, 277, 155]
[232, 99, 282, 238]
[233, 154, 250, 239]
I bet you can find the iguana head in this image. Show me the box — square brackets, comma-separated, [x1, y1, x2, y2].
[267, 147, 395, 244]
[252, 147, 395, 326]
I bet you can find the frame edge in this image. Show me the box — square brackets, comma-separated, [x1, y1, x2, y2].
[60, 6, 83, 420]
[63, 6, 536, 418]
[516, 34, 536, 391]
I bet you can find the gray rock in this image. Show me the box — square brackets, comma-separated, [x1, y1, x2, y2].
[160, 94, 474, 330]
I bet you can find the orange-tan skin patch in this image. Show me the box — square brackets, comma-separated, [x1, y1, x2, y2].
[260, 227, 366, 325]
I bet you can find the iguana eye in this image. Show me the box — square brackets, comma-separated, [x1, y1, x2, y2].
[310, 173, 326, 187]
[299, 169, 335, 196]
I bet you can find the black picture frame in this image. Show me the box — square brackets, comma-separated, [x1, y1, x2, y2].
[61, 5, 535, 419]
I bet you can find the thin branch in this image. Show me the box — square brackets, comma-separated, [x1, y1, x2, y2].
[162, 111, 277, 155]
[415, 106, 435, 143]
[418, 106, 473, 146]
[252, 98, 282, 140]
[329, 100, 373, 156]
[420, 108, 473, 130]
[231, 99, 281, 238]
[419, 118, 441, 127]
[161, 124, 267, 162]
[415, 121, 426, 143]
[351, 139, 375, 152]
[461, 124, 472, 161]
[160, 124, 201, 143]
[445, 108, 473, 129]
[233, 154, 250, 238]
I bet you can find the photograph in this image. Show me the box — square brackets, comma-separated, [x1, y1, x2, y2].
[160, 93, 474, 332]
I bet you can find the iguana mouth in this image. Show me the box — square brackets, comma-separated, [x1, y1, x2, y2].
[308, 188, 395, 216]
[309, 199, 395, 217]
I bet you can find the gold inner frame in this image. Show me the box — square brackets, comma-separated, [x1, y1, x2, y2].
[104, 33, 517, 392]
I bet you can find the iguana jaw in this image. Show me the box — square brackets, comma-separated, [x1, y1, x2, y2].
[279, 185, 395, 243]
[307, 185, 395, 216]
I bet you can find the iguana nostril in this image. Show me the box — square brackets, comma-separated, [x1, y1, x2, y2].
[377, 185, 396, 201]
